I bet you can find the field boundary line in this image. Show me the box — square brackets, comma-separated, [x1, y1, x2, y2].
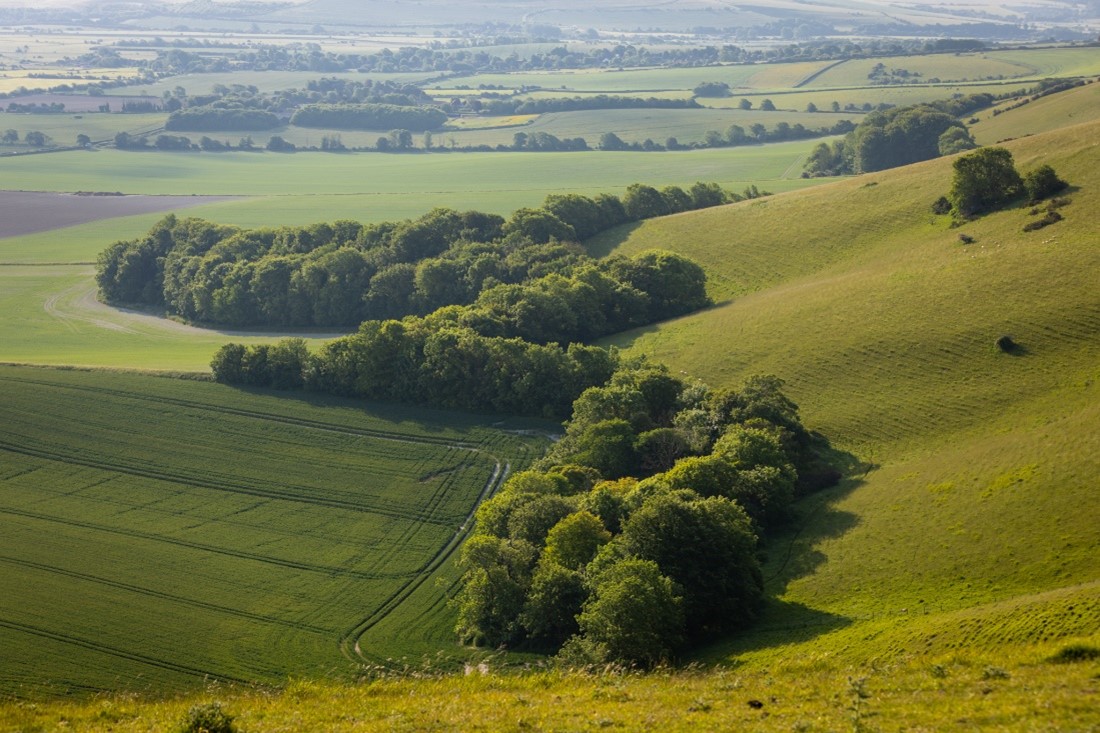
[793, 59, 848, 88]
[340, 455, 512, 665]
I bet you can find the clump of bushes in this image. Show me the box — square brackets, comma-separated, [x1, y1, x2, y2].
[931, 148, 1070, 224]
[179, 702, 236, 733]
[1022, 210, 1063, 232]
[1023, 164, 1068, 203]
[1048, 643, 1100, 664]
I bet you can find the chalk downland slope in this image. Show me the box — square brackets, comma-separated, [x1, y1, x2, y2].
[596, 114, 1100, 666]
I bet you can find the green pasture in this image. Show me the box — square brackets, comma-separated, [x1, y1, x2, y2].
[972, 79, 1100, 144]
[440, 61, 833, 95]
[0, 111, 165, 145]
[0, 365, 543, 697]
[804, 47, 1100, 89]
[596, 117, 1100, 665]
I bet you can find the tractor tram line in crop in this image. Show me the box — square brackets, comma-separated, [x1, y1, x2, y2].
[0, 366, 530, 689]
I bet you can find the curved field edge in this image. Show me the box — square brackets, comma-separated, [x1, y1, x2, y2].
[0, 365, 549, 698]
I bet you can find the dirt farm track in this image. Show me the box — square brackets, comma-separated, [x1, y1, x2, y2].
[0, 191, 236, 239]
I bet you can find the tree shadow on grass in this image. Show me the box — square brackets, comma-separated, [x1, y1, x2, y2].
[698, 447, 875, 661]
[218, 382, 559, 438]
[583, 221, 645, 259]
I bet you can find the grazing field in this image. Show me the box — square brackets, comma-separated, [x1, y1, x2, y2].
[596, 116, 1100, 667]
[972, 78, 1100, 144]
[802, 47, 1100, 88]
[0, 365, 545, 697]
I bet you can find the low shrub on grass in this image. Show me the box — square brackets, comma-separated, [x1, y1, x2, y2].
[179, 702, 236, 733]
[1048, 644, 1100, 664]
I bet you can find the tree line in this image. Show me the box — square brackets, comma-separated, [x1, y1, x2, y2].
[803, 102, 976, 176]
[97, 182, 740, 328]
[289, 103, 448, 132]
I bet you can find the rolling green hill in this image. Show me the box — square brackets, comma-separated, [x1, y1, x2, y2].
[595, 116, 1100, 666]
[1, 62, 1098, 732]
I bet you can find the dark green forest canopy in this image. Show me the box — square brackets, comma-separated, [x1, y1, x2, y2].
[97, 182, 739, 329]
[453, 367, 839, 664]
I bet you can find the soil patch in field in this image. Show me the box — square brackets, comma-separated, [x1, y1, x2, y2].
[0, 191, 240, 238]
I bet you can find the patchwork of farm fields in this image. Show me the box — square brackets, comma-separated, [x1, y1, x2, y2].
[0, 366, 546, 696]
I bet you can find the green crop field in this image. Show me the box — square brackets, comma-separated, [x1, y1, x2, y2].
[433, 108, 855, 148]
[0, 365, 545, 697]
[441, 61, 833, 95]
[0, 112, 166, 146]
[1, 145, 820, 199]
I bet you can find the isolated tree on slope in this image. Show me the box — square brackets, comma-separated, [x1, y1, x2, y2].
[949, 147, 1023, 217]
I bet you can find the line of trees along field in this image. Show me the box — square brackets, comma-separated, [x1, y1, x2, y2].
[96, 181, 744, 328]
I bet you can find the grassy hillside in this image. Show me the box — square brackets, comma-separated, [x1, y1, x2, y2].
[973, 78, 1100, 144]
[594, 117, 1100, 666]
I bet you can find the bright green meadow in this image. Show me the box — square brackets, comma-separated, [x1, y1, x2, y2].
[596, 116, 1100, 669]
